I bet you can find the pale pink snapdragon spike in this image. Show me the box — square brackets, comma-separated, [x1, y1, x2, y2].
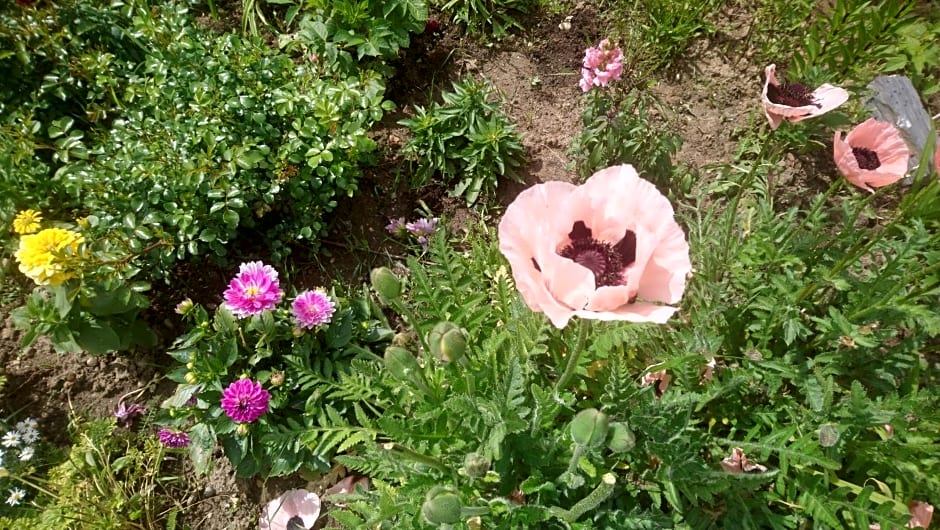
[579, 39, 624, 92]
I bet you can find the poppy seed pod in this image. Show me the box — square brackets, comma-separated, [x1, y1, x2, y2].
[569, 408, 609, 449]
[370, 267, 402, 305]
[606, 422, 636, 453]
[422, 486, 463, 525]
[429, 321, 468, 362]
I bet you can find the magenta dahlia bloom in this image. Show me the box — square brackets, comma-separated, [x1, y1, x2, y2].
[292, 290, 336, 329]
[221, 379, 271, 423]
[158, 429, 191, 448]
[223, 261, 284, 318]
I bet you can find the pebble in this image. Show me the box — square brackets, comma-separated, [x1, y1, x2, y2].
[85, 356, 98, 367]
[203, 485, 216, 498]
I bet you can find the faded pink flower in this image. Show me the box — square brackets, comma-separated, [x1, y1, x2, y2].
[498, 164, 691, 329]
[641, 367, 671, 396]
[834, 118, 910, 192]
[259, 489, 321, 530]
[291, 290, 336, 329]
[869, 501, 934, 530]
[324, 475, 370, 507]
[934, 142, 940, 176]
[220, 379, 270, 423]
[762, 64, 849, 130]
[579, 38, 624, 92]
[223, 261, 284, 318]
[720, 447, 767, 474]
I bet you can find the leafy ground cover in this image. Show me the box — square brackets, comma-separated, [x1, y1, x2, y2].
[1, 0, 939, 529]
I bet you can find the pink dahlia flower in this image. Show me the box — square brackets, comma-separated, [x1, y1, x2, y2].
[223, 261, 284, 318]
[834, 118, 910, 192]
[157, 429, 190, 448]
[761, 64, 849, 130]
[259, 489, 321, 530]
[291, 290, 336, 329]
[498, 164, 692, 329]
[579, 38, 624, 92]
[220, 379, 271, 423]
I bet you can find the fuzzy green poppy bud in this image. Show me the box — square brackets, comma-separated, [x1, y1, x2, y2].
[370, 267, 402, 305]
[461, 452, 490, 478]
[429, 321, 467, 363]
[569, 408, 609, 449]
[422, 486, 462, 525]
[384, 346, 423, 384]
[606, 422, 636, 453]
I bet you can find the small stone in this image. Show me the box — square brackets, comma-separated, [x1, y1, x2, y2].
[85, 356, 98, 367]
[203, 485, 216, 498]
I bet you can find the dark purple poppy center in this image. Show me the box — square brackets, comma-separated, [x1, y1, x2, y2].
[852, 146, 881, 170]
[767, 81, 818, 108]
[558, 221, 635, 287]
[286, 516, 306, 530]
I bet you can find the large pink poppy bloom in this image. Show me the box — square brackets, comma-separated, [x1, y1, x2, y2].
[498, 165, 691, 329]
[869, 500, 933, 530]
[833, 118, 910, 192]
[762, 64, 849, 130]
[259, 489, 321, 530]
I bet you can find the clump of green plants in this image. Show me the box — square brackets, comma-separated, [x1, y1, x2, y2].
[0, 413, 180, 530]
[159, 261, 393, 477]
[434, 0, 533, 38]
[399, 77, 526, 205]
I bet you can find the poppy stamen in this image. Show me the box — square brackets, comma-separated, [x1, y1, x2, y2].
[767, 81, 819, 108]
[560, 222, 633, 287]
[852, 147, 881, 170]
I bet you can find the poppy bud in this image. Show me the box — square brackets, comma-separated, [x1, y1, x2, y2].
[370, 267, 402, 305]
[606, 422, 635, 453]
[383, 347, 426, 392]
[461, 452, 490, 478]
[422, 486, 462, 525]
[569, 408, 608, 449]
[429, 321, 467, 363]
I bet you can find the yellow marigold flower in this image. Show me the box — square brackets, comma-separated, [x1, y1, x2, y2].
[12, 209, 42, 235]
[15, 227, 84, 286]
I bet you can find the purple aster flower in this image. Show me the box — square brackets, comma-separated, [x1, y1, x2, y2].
[385, 217, 408, 237]
[220, 379, 271, 423]
[223, 261, 284, 318]
[158, 429, 190, 448]
[406, 217, 438, 237]
[291, 290, 336, 329]
[114, 402, 147, 427]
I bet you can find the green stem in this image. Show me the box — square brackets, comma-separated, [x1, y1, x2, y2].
[553, 319, 591, 396]
[550, 473, 617, 522]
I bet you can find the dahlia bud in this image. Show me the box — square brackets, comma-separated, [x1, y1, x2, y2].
[606, 422, 636, 453]
[236, 423, 250, 437]
[422, 486, 462, 525]
[184, 372, 199, 384]
[569, 408, 608, 449]
[461, 452, 490, 478]
[370, 267, 402, 305]
[175, 298, 194, 315]
[269, 371, 285, 387]
[429, 321, 467, 363]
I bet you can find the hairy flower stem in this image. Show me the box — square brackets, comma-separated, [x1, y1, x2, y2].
[553, 319, 591, 397]
[550, 473, 617, 522]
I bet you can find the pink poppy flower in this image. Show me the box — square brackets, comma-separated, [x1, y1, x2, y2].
[259, 489, 321, 530]
[498, 165, 691, 329]
[834, 118, 910, 192]
[761, 64, 849, 130]
[869, 501, 933, 530]
[641, 367, 671, 396]
[223, 261, 284, 318]
[934, 142, 940, 176]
